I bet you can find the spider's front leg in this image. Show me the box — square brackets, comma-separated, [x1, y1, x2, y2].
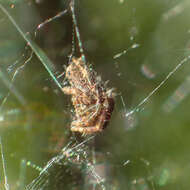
[62, 86, 91, 104]
[62, 86, 78, 95]
[70, 122, 103, 134]
[70, 108, 105, 134]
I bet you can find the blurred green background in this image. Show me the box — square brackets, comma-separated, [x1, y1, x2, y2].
[1, 0, 190, 189]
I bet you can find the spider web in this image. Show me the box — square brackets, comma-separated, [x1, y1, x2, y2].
[1, 0, 190, 190]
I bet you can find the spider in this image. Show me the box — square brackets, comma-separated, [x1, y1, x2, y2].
[62, 57, 115, 134]
[60, 0, 115, 134]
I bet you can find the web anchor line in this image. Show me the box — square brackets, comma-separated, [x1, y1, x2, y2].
[126, 55, 190, 118]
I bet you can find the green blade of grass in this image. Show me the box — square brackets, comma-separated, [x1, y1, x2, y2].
[0, 3, 63, 91]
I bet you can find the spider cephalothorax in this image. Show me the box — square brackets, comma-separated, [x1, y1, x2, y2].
[62, 57, 115, 134]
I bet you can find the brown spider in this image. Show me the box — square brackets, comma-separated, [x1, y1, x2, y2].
[62, 57, 115, 134]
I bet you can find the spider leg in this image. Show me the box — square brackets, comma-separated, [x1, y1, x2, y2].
[71, 125, 102, 134]
[71, 105, 100, 128]
[75, 103, 101, 124]
[62, 86, 88, 97]
[72, 108, 109, 134]
[78, 104, 97, 116]
[62, 86, 78, 95]
[85, 104, 101, 122]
